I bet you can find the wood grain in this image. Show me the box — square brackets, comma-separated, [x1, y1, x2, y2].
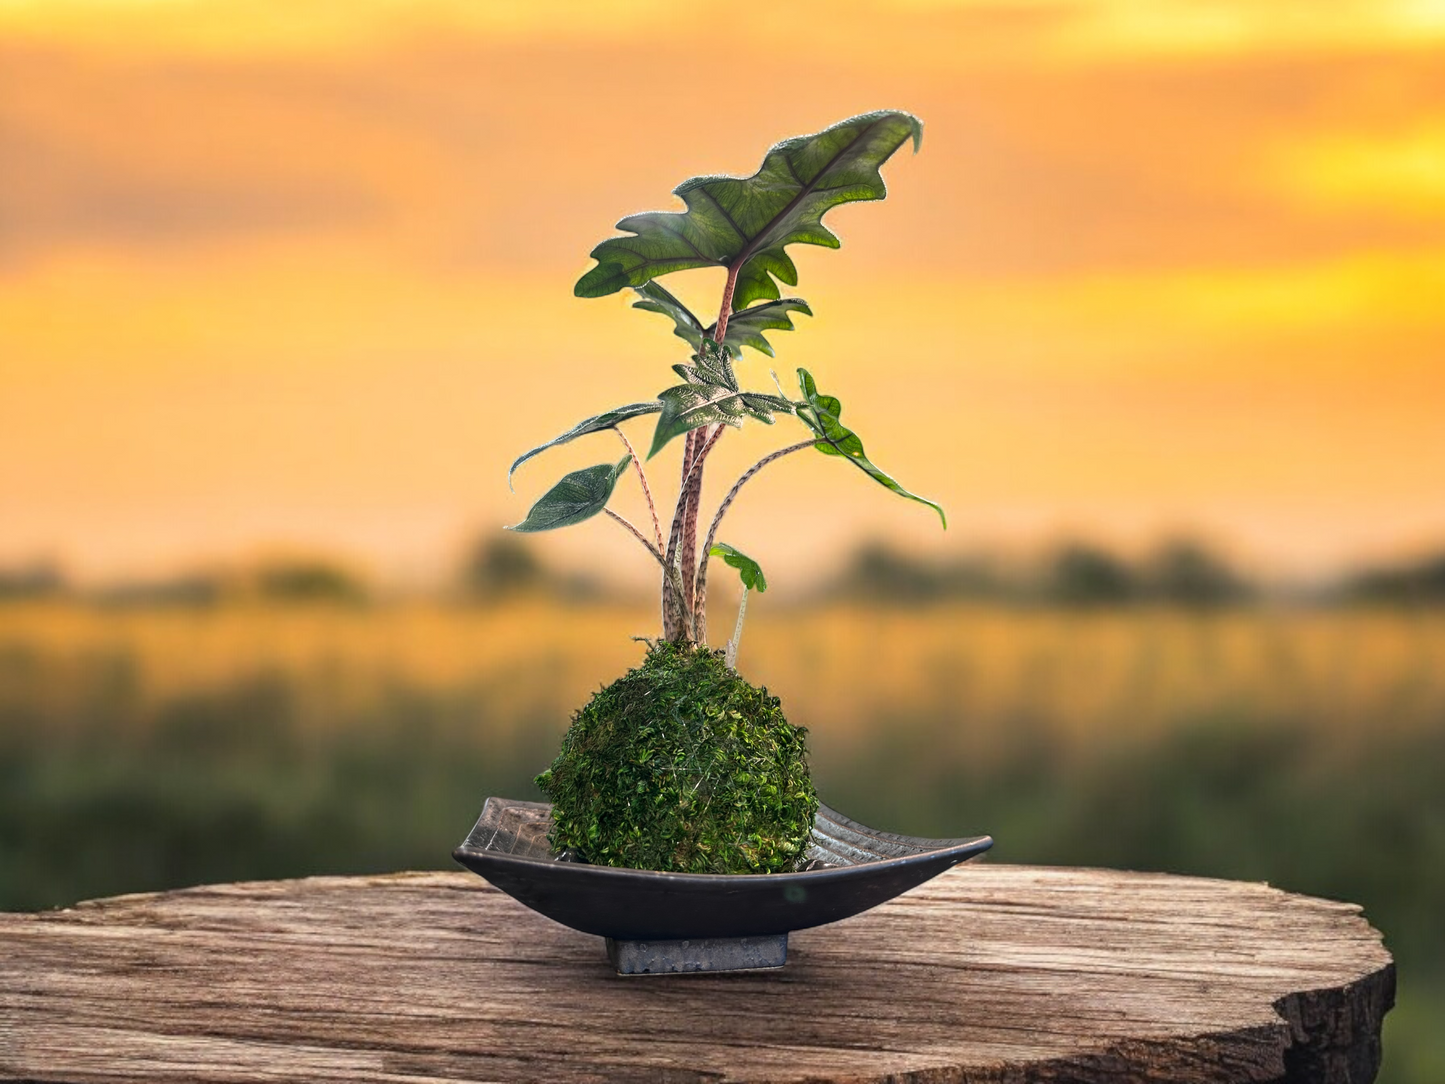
[0, 865, 1393, 1083]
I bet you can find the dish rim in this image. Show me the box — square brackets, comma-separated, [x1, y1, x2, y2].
[453, 797, 993, 885]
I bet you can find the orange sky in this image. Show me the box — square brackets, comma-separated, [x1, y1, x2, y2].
[1, 0, 1443, 585]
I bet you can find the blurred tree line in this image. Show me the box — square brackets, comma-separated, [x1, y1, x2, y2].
[829, 538, 1445, 608]
[0, 558, 368, 607]
[831, 538, 1250, 607]
[5, 536, 1445, 608]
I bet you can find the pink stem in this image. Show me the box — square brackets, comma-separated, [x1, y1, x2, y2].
[713, 263, 741, 349]
[614, 428, 662, 551]
[693, 439, 815, 640]
[604, 509, 665, 568]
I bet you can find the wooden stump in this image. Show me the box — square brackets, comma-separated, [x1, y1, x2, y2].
[0, 866, 1393, 1083]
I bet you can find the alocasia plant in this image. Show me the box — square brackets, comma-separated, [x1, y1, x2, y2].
[509, 109, 944, 650]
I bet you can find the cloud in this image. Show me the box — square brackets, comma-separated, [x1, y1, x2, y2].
[0, 119, 379, 267]
[7, 38, 1445, 281]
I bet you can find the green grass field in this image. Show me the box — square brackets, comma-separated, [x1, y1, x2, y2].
[1, 599, 1441, 1081]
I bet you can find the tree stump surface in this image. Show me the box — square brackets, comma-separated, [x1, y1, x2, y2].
[0, 865, 1393, 1084]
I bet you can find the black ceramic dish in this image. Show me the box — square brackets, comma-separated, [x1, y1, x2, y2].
[453, 797, 992, 973]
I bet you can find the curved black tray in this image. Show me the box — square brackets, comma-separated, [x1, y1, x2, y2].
[453, 797, 992, 942]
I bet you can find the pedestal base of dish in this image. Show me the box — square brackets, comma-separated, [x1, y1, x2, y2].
[453, 797, 992, 975]
[606, 932, 789, 974]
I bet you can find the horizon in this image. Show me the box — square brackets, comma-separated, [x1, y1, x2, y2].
[5, 529, 1442, 600]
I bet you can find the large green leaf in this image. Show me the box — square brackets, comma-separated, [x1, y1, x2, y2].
[508, 403, 661, 489]
[506, 455, 632, 533]
[647, 342, 792, 459]
[578, 110, 922, 310]
[795, 368, 946, 528]
[709, 543, 768, 593]
[632, 283, 812, 359]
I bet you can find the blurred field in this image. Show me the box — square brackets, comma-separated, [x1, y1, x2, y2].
[2, 598, 1442, 1082]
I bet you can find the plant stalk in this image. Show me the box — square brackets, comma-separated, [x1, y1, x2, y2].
[678, 425, 729, 635]
[713, 263, 741, 347]
[603, 508, 666, 569]
[614, 428, 662, 551]
[679, 458, 703, 622]
[606, 506, 694, 640]
[693, 439, 815, 642]
[725, 587, 748, 670]
[662, 429, 705, 642]
[660, 261, 743, 644]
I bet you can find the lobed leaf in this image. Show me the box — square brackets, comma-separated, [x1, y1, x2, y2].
[578, 110, 922, 309]
[508, 403, 661, 489]
[717, 297, 813, 357]
[795, 368, 946, 528]
[506, 455, 632, 533]
[632, 283, 812, 359]
[709, 543, 768, 592]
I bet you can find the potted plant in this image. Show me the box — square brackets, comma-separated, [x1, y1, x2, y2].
[455, 110, 990, 972]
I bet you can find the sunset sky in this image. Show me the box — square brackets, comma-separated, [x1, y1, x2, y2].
[2, 0, 1443, 586]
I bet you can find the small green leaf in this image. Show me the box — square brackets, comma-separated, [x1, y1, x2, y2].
[647, 340, 794, 459]
[795, 368, 946, 528]
[710, 543, 768, 592]
[649, 384, 792, 459]
[578, 110, 922, 308]
[669, 339, 738, 391]
[507, 455, 632, 533]
[508, 403, 661, 489]
[633, 282, 812, 359]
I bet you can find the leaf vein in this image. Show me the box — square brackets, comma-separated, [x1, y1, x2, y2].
[731, 116, 888, 269]
[698, 185, 749, 246]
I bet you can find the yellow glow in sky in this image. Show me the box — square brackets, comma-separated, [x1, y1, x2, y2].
[2, 0, 1444, 581]
[0, 0, 678, 55]
[4, 0, 1445, 57]
[1276, 123, 1445, 216]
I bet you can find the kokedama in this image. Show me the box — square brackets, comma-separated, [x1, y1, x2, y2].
[508, 110, 944, 874]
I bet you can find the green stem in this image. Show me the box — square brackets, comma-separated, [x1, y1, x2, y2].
[725, 588, 748, 670]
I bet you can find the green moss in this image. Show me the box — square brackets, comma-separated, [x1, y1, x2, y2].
[535, 640, 818, 874]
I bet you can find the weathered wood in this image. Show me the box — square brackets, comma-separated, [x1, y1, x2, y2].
[0, 866, 1392, 1083]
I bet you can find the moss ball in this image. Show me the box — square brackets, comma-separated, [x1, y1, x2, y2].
[535, 640, 818, 874]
